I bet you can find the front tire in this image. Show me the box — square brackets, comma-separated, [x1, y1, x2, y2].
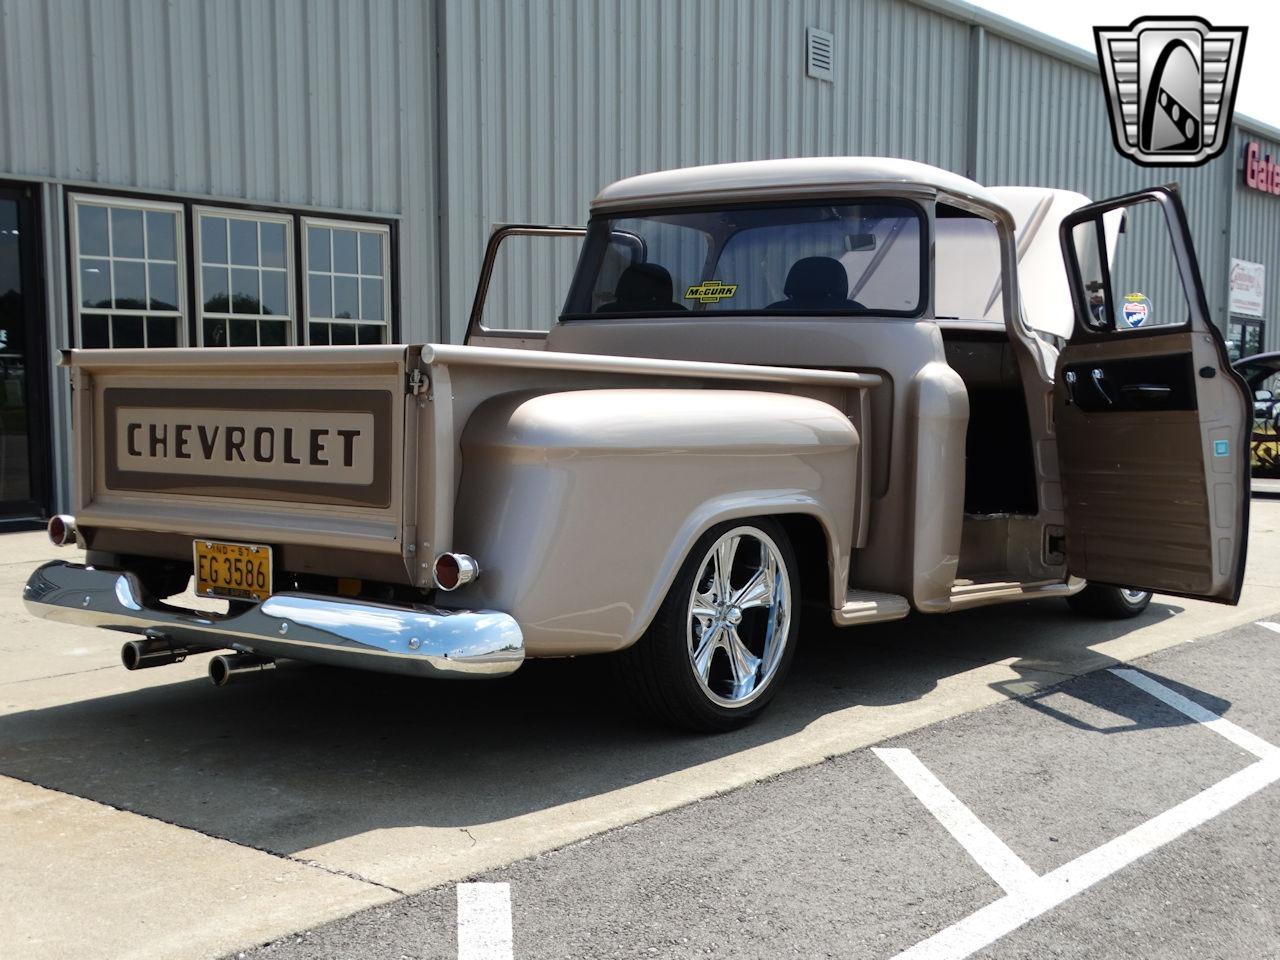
[617, 518, 800, 733]
[1067, 583, 1152, 619]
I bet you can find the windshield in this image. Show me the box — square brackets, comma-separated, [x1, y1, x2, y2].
[562, 200, 925, 318]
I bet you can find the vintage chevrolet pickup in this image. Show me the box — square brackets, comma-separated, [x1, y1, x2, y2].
[25, 158, 1251, 731]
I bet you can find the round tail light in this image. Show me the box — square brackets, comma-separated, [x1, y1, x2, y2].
[432, 553, 478, 591]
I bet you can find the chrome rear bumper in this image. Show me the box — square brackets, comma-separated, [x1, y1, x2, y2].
[23, 561, 524, 679]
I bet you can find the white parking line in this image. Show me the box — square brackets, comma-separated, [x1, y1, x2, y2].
[456, 883, 513, 960]
[1110, 668, 1280, 760]
[872, 748, 1038, 895]
[889, 757, 1280, 960]
[1259, 621, 1280, 635]
[883, 669, 1280, 960]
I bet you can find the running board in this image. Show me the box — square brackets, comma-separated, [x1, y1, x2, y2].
[946, 578, 1079, 612]
[833, 590, 912, 626]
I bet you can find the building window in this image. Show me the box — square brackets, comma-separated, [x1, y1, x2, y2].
[1227, 317, 1264, 361]
[303, 219, 390, 344]
[195, 208, 294, 347]
[70, 195, 185, 348]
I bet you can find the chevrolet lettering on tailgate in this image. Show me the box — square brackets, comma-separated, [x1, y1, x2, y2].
[116, 408, 373, 484]
[100, 386, 394, 508]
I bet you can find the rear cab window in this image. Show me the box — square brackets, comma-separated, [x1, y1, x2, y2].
[562, 200, 925, 319]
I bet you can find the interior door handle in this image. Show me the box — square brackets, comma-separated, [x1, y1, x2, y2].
[1064, 369, 1078, 405]
[1090, 368, 1113, 405]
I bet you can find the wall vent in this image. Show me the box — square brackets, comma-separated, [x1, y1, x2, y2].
[806, 27, 834, 81]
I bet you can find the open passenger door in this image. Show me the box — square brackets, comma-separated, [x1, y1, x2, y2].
[1056, 186, 1251, 603]
[465, 224, 586, 349]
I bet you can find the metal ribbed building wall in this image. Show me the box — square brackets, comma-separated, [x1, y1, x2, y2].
[0, 0, 441, 339]
[974, 31, 1233, 326]
[1228, 127, 1280, 352]
[438, 0, 975, 338]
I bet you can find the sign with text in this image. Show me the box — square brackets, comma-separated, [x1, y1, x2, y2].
[1243, 141, 1280, 197]
[1229, 258, 1265, 317]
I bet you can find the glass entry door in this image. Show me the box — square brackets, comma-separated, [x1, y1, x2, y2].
[0, 185, 49, 520]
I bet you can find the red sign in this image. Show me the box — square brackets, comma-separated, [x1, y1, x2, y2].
[1244, 141, 1280, 196]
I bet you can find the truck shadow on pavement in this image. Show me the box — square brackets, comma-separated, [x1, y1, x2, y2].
[0, 596, 1216, 857]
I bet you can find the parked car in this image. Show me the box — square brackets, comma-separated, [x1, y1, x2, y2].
[24, 158, 1251, 731]
[1234, 351, 1280, 478]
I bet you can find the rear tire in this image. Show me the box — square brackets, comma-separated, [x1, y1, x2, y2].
[616, 518, 800, 733]
[1067, 583, 1152, 619]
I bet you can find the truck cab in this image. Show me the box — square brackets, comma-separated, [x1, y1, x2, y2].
[469, 157, 1251, 614]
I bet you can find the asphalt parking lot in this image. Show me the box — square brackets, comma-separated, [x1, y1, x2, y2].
[2, 498, 1279, 960]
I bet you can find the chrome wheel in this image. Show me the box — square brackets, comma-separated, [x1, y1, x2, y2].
[686, 526, 792, 708]
[1121, 588, 1151, 604]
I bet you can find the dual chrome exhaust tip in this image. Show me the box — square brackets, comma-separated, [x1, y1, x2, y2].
[121, 638, 274, 686]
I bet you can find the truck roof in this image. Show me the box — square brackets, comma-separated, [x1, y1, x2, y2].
[592, 157, 1010, 218]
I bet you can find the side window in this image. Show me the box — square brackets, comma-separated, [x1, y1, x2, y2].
[1106, 201, 1188, 332]
[1067, 199, 1187, 335]
[70, 195, 185, 348]
[933, 212, 1004, 323]
[480, 232, 585, 332]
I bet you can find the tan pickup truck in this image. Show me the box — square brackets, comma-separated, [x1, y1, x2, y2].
[24, 158, 1251, 731]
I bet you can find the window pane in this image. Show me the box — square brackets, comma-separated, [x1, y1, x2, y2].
[112, 315, 144, 348]
[146, 316, 179, 347]
[260, 319, 288, 346]
[229, 218, 258, 266]
[359, 232, 383, 276]
[333, 229, 358, 274]
[309, 322, 330, 345]
[81, 313, 109, 348]
[80, 258, 111, 308]
[146, 211, 177, 261]
[231, 268, 259, 314]
[78, 205, 110, 257]
[111, 207, 145, 258]
[308, 274, 332, 318]
[360, 278, 383, 321]
[204, 317, 227, 346]
[202, 266, 229, 313]
[260, 222, 286, 269]
[260, 270, 287, 316]
[148, 262, 178, 311]
[308, 227, 331, 271]
[229, 319, 258, 346]
[113, 260, 146, 309]
[330, 322, 357, 345]
[202, 215, 228, 264]
[358, 323, 385, 345]
[334, 275, 358, 318]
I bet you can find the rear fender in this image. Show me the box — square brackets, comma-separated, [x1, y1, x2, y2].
[448, 388, 860, 656]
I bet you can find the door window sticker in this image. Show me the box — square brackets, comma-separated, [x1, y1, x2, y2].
[684, 280, 738, 304]
[1214, 439, 1230, 457]
[1121, 292, 1152, 328]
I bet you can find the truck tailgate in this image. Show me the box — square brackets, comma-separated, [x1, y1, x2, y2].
[68, 346, 413, 569]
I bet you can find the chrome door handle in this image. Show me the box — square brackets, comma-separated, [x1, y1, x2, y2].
[1090, 368, 1113, 405]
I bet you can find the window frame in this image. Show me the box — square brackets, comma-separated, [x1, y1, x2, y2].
[68, 193, 188, 348]
[193, 205, 297, 347]
[301, 216, 393, 345]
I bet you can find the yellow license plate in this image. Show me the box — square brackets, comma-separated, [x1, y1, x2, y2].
[193, 539, 273, 601]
